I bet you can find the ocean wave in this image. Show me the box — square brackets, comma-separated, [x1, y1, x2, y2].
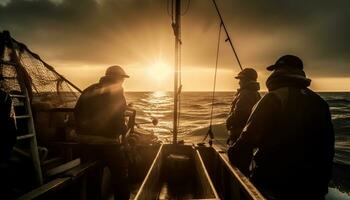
[202, 102, 231, 107]
[332, 115, 350, 121]
[327, 99, 350, 104]
[127, 92, 350, 168]
[213, 113, 229, 118]
[334, 153, 350, 165]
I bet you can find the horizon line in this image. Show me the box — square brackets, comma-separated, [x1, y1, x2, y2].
[124, 90, 350, 93]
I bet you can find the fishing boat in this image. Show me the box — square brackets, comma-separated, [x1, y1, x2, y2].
[0, 0, 266, 199]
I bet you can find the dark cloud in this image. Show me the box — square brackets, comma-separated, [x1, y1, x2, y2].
[0, 0, 349, 77]
[0, 0, 173, 64]
[185, 0, 350, 76]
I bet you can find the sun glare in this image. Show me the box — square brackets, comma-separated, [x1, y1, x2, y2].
[147, 61, 172, 82]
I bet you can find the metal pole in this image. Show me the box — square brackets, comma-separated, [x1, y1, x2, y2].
[173, 0, 181, 144]
[211, 0, 243, 71]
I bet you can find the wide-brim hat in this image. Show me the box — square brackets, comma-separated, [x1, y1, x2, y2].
[105, 65, 129, 78]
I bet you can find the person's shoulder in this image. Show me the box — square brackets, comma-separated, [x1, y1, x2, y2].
[253, 91, 280, 108]
[263, 89, 285, 101]
[81, 83, 99, 93]
[77, 83, 100, 102]
[304, 88, 330, 108]
[239, 89, 260, 98]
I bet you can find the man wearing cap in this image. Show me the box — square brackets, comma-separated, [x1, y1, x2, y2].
[74, 65, 130, 199]
[228, 55, 334, 199]
[226, 68, 261, 174]
[75, 65, 129, 139]
[226, 68, 261, 142]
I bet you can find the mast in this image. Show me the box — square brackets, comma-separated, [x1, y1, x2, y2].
[173, 0, 181, 144]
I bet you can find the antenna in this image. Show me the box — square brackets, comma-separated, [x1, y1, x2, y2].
[173, 0, 181, 144]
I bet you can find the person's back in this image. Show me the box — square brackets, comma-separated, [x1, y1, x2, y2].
[252, 87, 334, 199]
[74, 65, 130, 200]
[226, 68, 261, 143]
[75, 82, 127, 139]
[228, 55, 334, 199]
[226, 68, 261, 175]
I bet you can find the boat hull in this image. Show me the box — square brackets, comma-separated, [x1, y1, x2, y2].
[134, 144, 219, 200]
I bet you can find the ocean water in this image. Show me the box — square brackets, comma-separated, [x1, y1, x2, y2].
[125, 91, 350, 199]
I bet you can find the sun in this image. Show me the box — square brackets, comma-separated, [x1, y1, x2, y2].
[147, 61, 172, 82]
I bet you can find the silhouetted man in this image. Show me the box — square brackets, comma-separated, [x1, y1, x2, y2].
[74, 65, 130, 200]
[75, 65, 129, 139]
[226, 68, 261, 143]
[228, 55, 334, 200]
[226, 68, 261, 175]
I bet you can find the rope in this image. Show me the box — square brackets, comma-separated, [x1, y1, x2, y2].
[177, 39, 182, 130]
[203, 22, 223, 142]
[209, 22, 222, 127]
[167, 0, 174, 21]
[211, 0, 243, 71]
[181, 0, 191, 15]
[202, 0, 246, 144]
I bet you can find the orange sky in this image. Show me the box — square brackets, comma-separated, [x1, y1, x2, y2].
[1, 0, 349, 92]
[56, 64, 350, 92]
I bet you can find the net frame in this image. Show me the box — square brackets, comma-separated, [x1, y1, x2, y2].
[0, 30, 82, 108]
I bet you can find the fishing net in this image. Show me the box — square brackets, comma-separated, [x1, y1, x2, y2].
[0, 31, 81, 108]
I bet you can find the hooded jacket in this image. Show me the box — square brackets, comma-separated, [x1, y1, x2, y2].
[228, 68, 334, 199]
[74, 76, 128, 139]
[226, 81, 261, 142]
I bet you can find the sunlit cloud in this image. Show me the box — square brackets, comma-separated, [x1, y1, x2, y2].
[1, 0, 349, 91]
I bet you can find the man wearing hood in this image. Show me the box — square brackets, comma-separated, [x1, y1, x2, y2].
[226, 68, 261, 143]
[226, 68, 261, 174]
[74, 65, 130, 200]
[228, 55, 334, 199]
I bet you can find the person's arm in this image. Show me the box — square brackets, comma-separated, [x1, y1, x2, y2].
[113, 92, 128, 136]
[228, 93, 281, 173]
[231, 92, 259, 129]
[226, 95, 238, 130]
[226, 92, 260, 144]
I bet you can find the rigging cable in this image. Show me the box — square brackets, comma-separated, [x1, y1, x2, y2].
[202, 0, 245, 145]
[167, 0, 174, 21]
[203, 22, 223, 143]
[177, 37, 182, 130]
[211, 0, 243, 71]
[181, 0, 191, 15]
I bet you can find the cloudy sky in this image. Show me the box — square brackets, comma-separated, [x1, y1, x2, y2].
[1, 0, 349, 91]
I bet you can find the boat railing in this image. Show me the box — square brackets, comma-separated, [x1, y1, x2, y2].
[135, 144, 220, 200]
[198, 146, 266, 200]
[16, 160, 104, 200]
